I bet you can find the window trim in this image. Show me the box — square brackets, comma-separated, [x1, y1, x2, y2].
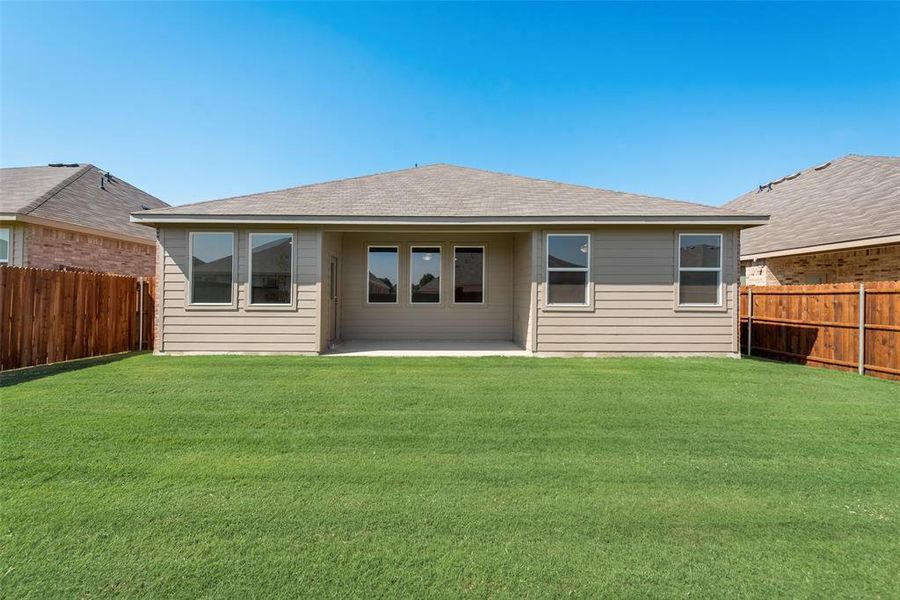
[0, 226, 9, 264]
[452, 245, 486, 305]
[409, 244, 443, 305]
[366, 244, 400, 305]
[544, 233, 592, 309]
[247, 231, 295, 309]
[676, 232, 724, 309]
[188, 231, 237, 308]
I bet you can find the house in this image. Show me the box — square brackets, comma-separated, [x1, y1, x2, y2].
[724, 155, 900, 286]
[131, 164, 767, 355]
[0, 163, 168, 277]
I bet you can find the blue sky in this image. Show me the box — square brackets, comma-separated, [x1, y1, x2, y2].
[2, 2, 898, 206]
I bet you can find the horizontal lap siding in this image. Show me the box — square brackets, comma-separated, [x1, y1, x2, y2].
[340, 232, 514, 340]
[512, 232, 533, 348]
[536, 227, 738, 354]
[159, 226, 318, 353]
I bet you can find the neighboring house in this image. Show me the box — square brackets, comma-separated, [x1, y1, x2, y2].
[131, 164, 766, 356]
[724, 155, 900, 286]
[0, 163, 168, 277]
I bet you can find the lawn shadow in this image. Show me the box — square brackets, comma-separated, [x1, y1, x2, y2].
[0, 352, 144, 387]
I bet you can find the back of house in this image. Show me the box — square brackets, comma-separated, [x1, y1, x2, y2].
[132, 164, 766, 356]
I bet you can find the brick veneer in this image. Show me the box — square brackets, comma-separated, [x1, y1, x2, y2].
[743, 242, 900, 286]
[24, 223, 156, 277]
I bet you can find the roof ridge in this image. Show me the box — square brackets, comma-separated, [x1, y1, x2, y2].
[18, 164, 94, 215]
[731, 154, 862, 199]
[845, 154, 900, 171]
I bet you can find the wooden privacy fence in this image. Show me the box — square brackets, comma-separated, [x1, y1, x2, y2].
[0, 266, 155, 371]
[740, 281, 900, 381]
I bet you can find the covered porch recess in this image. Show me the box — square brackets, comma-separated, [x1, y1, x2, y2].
[318, 227, 537, 355]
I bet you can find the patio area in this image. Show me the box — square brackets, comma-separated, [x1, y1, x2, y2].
[325, 339, 530, 356]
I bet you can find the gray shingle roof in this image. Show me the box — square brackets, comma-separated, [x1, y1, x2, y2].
[0, 164, 168, 242]
[135, 164, 764, 223]
[724, 155, 900, 257]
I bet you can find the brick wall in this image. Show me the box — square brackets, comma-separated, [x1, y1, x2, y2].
[743, 242, 900, 286]
[24, 223, 156, 277]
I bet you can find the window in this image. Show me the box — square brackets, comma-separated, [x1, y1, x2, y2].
[367, 246, 398, 303]
[249, 233, 293, 305]
[678, 233, 722, 306]
[454, 246, 484, 304]
[410, 246, 441, 303]
[546, 234, 590, 306]
[0, 227, 9, 264]
[190, 232, 234, 305]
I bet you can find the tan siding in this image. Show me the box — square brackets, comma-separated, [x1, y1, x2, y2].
[512, 232, 533, 348]
[340, 232, 514, 340]
[535, 226, 740, 355]
[319, 231, 343, 352]
[157, 225, 319, 354]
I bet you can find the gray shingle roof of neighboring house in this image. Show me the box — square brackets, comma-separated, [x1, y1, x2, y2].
[0, 164, 168, 242]
[133, 164, 766, 224]
[724, 155, 900, 258]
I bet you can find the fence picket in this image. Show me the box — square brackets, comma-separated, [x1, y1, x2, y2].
[740, 282, 900, 382]
[0, 266, 155, 371]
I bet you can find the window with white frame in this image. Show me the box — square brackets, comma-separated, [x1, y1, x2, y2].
[367, 246, 398, 303]
[454, 246, 484, 304]
[249, 233, 293, 305]
[546, 234, 590, 306]
[410, 246, 441, 303]
[678, 233, 722, 306]
[190, 232, 235, 304]
[0, 227, 9, 264]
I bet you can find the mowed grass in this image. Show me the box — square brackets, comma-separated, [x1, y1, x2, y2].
[2, 355, 899, 598]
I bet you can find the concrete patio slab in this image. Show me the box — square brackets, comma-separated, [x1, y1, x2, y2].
[325, 340, 531, 357]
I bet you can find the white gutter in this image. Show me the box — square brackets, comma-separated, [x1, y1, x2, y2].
[131, 214, 769, 227]
[742, 234, 900, 261]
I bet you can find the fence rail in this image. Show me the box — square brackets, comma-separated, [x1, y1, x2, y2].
[740, 281, 900, 381]
[0, 266, 155, 371]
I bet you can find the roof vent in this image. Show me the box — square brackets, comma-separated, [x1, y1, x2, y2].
[48, 163, 80, 168]
[813, 161, 831, 171]
[140, 204, 152, 211]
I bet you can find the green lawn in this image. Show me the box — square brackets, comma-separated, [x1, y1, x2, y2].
[2, 355, 899, 598]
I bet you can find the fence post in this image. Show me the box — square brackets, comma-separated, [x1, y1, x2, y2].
[747, 288, 753, 357]
[138, 278, 144, 351]
[858, 283, 865, 375]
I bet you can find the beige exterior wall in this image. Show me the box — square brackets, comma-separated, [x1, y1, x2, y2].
[320, 231, 344, 352]
[19, 223, 155, 277]
[534, 226, 740, 355]
[154, 224, 743, 355]
[512, 231, 535, 349]
[339, 232, 515, 341]
[743, 242, 900, 286]
[157, 225, 319, 354]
